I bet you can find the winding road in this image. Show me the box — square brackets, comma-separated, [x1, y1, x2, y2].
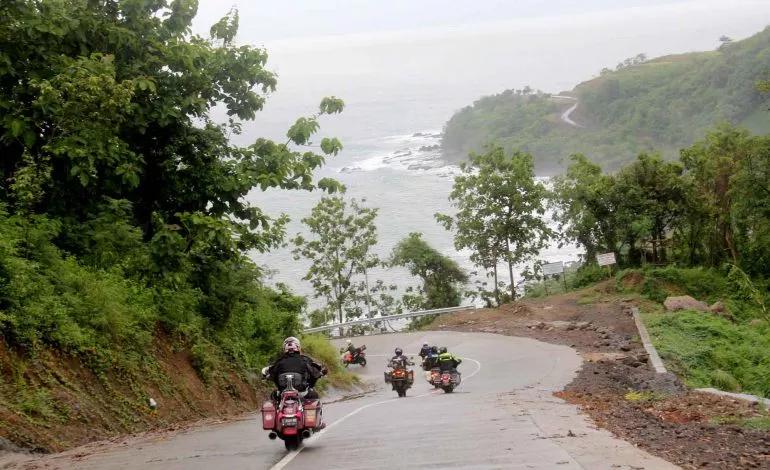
[554, 95, 583, 128]
[18, 332, 678, 469]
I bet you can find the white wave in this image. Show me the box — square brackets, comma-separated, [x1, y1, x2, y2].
[336, 129, 461, 176]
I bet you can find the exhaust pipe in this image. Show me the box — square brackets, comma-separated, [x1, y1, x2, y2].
[301, 429, 312, 439]
[268, 432, 277, 440]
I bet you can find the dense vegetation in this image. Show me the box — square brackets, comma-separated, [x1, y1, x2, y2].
[443, 27, 770, 172]
[0, 0, 353, 435]
[551, 127, 770, 278]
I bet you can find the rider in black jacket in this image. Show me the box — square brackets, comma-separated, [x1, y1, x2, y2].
[265, 337, 327, 401]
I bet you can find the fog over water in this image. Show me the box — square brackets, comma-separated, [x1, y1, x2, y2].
[194, 1, 770, 303]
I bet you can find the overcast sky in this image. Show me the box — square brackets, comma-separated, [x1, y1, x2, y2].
[192, 0, 722, 42]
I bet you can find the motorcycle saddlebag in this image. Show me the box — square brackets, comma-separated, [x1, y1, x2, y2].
[261, 401, 276, 430]
[304, 400, 319, 429]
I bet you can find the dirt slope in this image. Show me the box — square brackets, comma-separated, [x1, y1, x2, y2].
[0, 334, 265, 454]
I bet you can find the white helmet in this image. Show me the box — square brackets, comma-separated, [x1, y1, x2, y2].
[346, 339, 352, 345]
[283, 336, 301, 353]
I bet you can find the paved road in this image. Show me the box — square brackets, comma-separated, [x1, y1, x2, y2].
[17, 331, 678, 469]
[560, 100, 583, 128]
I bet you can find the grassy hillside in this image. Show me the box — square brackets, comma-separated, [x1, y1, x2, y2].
[443, 27, 770, 173]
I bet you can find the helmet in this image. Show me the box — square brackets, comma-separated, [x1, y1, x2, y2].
[430, 346, 438, 353]
[394, 348, 403, 356]
[283, 336, 301, 353]
[439, 347, 448, 354]
[346, 339, 352, 345]
[423, 343, 429, 347]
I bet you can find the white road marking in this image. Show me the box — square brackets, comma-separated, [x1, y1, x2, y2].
[460, 357, 482, 381]
[269, 357, 484, 470]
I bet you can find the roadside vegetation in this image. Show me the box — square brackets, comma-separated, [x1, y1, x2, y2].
[610, 267, 770, 398]
[0, 1, 357, 451]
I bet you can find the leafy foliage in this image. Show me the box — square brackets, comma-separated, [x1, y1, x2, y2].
[0, 1, 345, 382]
[293, 197, 384, 325]
[390, 233, 468, 309]
[437, 146, 551, 305]
[552, 127, 770, 276]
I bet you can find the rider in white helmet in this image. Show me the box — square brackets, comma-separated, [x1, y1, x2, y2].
[265, 337, 327, 401]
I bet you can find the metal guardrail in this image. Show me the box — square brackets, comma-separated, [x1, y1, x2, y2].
[302, 305, 475, 334]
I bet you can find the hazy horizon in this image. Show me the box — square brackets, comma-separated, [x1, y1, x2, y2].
[189, 0, 770, 298]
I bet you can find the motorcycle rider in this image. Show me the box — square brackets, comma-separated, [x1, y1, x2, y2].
[341, 339, 365, 364]
[418, 343, 432, 359]
[422, 345, 439, 370]
[265, 336, 327, 402]
[436, 346, 462, 372]
[385, 347, 414, 384]
[389, 347, 414, 369]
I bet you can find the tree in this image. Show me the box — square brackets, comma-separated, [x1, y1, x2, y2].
[292, 197, 380, 325]
[0, 1, 346, 325]
[437, 146, 551, 303]
[613, 153, 689, 264]
[390, 233, 468, 309]
[551, 154, 619, 263]
[680, 127, 752, 266]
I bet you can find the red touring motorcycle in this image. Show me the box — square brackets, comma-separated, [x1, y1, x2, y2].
[341, 345, 367, 367]
[429, 367, 461, 393]
[261, 373, 323, 450]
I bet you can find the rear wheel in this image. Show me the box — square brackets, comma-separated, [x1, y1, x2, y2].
[443, 386, 454, 393]
[284, 435, 301, 451]
[397, 388, 406, 397]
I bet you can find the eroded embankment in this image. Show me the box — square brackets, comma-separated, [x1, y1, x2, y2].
[0, 333, 265, 453]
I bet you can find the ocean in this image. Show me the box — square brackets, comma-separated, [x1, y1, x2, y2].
[218, 1, 770, 304]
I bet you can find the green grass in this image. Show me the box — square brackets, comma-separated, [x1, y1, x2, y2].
[624, 390, 666, 403]
[711, 414, 770, 430]
[300, 334, 358, 391]
[643, 310, 770, 398]
[618, 266, 731, 304]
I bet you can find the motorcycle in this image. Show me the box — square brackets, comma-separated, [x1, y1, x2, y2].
[421, 354, 437, 371]
[438, 369, 461, 393]
[340, 345, 367, 367]
[261, 372, 322, 451]
[385, 361, 415, 398]
[428, 367, 442, 388]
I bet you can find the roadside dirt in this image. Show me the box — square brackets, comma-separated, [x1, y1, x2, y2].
[0, 333, 265, 454]
[430, 282, 770, 469]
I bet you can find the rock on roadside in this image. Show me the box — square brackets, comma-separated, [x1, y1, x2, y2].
[663, 295, 709, 312]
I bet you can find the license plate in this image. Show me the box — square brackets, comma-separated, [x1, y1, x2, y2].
[282, 417, 297, 426]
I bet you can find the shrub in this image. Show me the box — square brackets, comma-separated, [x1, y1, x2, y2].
[571, 264, 608, 289]
[710, 369, 741, 392]
[300, 334, 356, 390]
